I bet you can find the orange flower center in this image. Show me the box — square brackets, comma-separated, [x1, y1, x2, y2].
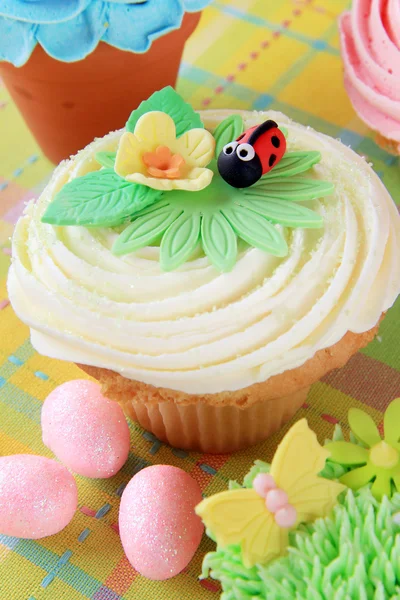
[142, 146, 185, 179]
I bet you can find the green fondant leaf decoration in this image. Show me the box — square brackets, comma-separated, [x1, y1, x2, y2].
[383, 398, 400, 445]
[130, 198, 171, 218]
[348, 407, 381, 447]
[201, 211, 237, 272]
[325, 441, 369, 465]
[95, 151, 117, 169]
[45, 106, 335, 274]
[371, 471, 392, 499]
[213, 114, 244, 157]
[41, 169, 161, 227]
[279, 126, 288, 138]
[338, 464, 376, 490]
[253, 177, 334, 202]
[237, 196, 323, 228]
[160, 213, 201, 271]
[222, 206, 288, 257]
[126, 86, 204, 137]
[262, 151, 321, 179]
[112, 204, 183, 256]
[392, 472, 400, 492]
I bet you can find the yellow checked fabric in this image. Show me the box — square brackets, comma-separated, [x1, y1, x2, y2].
[1, 1, 400, 599]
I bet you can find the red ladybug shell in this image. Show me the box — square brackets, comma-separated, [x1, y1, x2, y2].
[236, 121, 286, 175]
[236, 125, 257, 144]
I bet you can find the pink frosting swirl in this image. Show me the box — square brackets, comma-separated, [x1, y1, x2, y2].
[339, 0, 400, 149]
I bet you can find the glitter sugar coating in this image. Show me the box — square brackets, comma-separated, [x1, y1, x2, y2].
[42, 379, 130, 479]
[0, 454, 77, 539]
[119, 465, 204, 580]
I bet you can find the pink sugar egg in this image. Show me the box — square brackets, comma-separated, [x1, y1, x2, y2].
[42, 379, 130, 479]
[0, 454, 77, 539]
[119, 465, 204, 580]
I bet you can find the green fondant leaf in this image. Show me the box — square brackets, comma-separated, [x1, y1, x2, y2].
[222, 206, 288, 257]
[253, 177, 334, 202]
[41, 170, 161, 227]
[160, 213, 201, 271]
[348, 408, 381, 447]
[371, 472, 392, 501]
[112, 204, 182, 256]
[201, 211, 237, 272]
[262, 151, 321, 179]
[126, 86, 203, 137]
[392, 472, 400, 493]
[128, 198, 172, 218]
[213, 114, 244, 157]
[237, 197, 323, 228]
[95, 151, 117, 169]
[339, 464, 376, 490]
[384, 398, 400, 445]
[325, 441, 369, 466]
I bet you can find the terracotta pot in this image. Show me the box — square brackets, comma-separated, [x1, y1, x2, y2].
[0, 12, 201, 164]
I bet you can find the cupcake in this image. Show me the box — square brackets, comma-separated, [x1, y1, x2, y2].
[198, 401, 400, 599]
[0, 0, 209, 163]
[8, 87, 400, 453]
[339, 0, 400, 154]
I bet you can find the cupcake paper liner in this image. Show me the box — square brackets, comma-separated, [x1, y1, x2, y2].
[123, 386, 310, 453]
[78, 319, 380, 453]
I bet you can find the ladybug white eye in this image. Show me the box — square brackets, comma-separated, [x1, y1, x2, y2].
[236, 143, 255, 162]
[223, 141, 239, 155]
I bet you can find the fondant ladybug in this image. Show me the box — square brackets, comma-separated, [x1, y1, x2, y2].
[217, 120, 286, 188]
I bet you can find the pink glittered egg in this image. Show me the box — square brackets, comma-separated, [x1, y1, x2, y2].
[119, 465, 204, 580]
[0, 454, 77, 539]
[42, 380, 130, 479]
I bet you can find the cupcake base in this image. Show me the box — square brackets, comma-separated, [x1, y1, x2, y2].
[119, 386, 309, 453]
[0, 12, 201, 164]
[78, 319, 380, 453]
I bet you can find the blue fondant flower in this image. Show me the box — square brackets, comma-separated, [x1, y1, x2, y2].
[0, 0, 213, 66]
[0, 1, 92, 24]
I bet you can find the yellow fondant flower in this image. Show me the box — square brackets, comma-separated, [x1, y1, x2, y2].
[115, 111, 215, 191]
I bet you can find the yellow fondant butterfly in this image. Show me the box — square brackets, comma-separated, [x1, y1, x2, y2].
[195, 419, 345, 567]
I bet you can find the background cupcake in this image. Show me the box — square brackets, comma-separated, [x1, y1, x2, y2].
[0, 0, 211, 163]
[339, 0, 400, 154]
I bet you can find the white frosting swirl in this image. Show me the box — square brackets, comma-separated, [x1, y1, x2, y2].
[8, 110, 400, 395]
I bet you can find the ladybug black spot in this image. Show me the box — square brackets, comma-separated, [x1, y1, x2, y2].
[269, 154, 277, 167]
[271, 136, 280, 148]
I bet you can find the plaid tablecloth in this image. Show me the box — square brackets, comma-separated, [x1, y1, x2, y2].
[0, 1, 399, 599]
